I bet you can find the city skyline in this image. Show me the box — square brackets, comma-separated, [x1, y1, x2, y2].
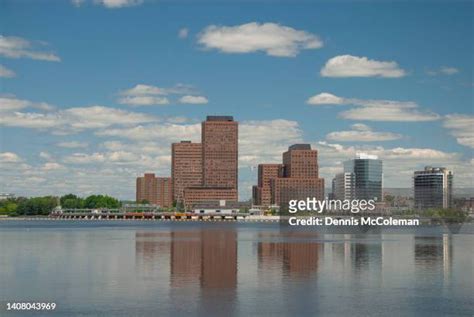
[0, 1, 473, 200]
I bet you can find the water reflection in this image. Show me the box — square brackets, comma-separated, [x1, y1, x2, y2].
[1, 222, 471, 316]
[257, 232, 321, 278]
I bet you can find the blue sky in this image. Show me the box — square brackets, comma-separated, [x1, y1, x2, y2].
[0, 0, 473, 199]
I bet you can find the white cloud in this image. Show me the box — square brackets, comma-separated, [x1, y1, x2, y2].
[178, 28, 189, 39]
[63, 106, 157, 129]
[0, 103, 157, 133]
[443, 114, 474, 148]
[440, 67, 459, 75]
[96, 123, 201, 142]
[320, 55, 406, 78]
[179, 95, 209, 104]
[326, 123, 402, 142]
[0, 152, 22, 163]
[0, 35, 60, 62]
[63, 153, 106, 164]
[0, 64, 15, 78]
[57, 141, 89, 148]
[340, 106, 439, 122]
[239, 119, 304, 166]
[307, 92, 440, 122]
[117, 96, 170, 106]
[306, 92, 344, 105]
[39, 151, 53, 161]
[41, 162, 65, 171]
[94, 0, 143, 8]
[427, 66, 460, 76]
[0, 95, 55, 112]
[118, 84, 199, 106]
[197, 22, 323, 57]
[121, 84, 169, 96]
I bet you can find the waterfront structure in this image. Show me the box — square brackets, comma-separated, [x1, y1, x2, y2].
[191, 200, 249, 214]
[414, 166, 453, 209]
[136, 173, 173, 208]
[332, 172, 355, 200]
[344, 153, 383, 202]
[172, 141, 202, 203]
[253, 144, 324, 209]
[178, 116, 239, 208]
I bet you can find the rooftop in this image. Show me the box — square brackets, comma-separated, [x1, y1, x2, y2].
[288, 144, 312, 151]
[206, 115, 234, 122]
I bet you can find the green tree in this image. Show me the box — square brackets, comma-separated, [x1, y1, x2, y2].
[84, 195, 120, 209]
[60, 194, 84, 209]
[16, 196, 58, 216]
[0, 199, 18, 215]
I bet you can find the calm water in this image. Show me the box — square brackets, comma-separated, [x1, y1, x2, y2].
[0, 221, 473, 316]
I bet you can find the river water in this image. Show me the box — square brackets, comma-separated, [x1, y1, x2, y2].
[0, 221, 473, 316]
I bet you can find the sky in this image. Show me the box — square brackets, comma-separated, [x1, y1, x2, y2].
[0, 0, 473, 200]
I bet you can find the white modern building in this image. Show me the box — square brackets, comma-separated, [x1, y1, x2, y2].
[332, 172, 355, 200]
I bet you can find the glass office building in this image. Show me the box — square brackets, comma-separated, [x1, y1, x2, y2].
[344, 153, 383, 202]
[414, 167, 453, 209]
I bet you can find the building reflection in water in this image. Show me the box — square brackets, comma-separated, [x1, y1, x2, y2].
[258, 232, 321, 278]
[135, 228, 238, 315]
[135, 231, 171, 278]
[414, 234, 452, 284]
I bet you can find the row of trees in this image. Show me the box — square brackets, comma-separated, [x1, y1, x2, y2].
[0, 194, 121, 216]
[60, 194, 120, 209]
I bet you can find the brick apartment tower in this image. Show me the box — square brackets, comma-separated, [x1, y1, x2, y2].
[201, 116, 238, 190]
[252, 164, 284, 206]
[172, 116, 238, 209]
[171, 141, 202, 203]
[253, 144, 324, 209]
[136, 173, 173, 208]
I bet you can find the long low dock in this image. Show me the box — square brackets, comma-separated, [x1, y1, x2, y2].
[46, 212, 281, 222]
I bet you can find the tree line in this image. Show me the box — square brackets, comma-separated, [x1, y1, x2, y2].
[0, 194, 121, 216]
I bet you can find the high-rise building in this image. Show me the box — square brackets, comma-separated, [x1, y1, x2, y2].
[202, 116, 238, 189]
[174, 116, 238, 209]
[157, 177, 173, 208]
[414, 166, 453, 209]
[253, 144, 324, 209]
[332, 172, 355, 200]
[344, 153, 383, 201]
[172, 141, 202, 203]
[282, 144, 319, 178]
[253, 164, 284, 206]
[136, 173, 173, 208]
[136, 173, 158, 204]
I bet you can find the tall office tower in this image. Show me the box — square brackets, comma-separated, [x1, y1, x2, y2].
[414, 166, 453, 209]
[180, 115, 239, 209]
[252, 164, 284, 206]
[282, 144, 319, 178]
[157, 177, 173, 208]
[344, 153, 383, 201]
[136, 173, 158, 204]
[202, 116, 238, 190]
[172, 141, 203, 203]
[255, 144, 325, 210]
[332, 172, 356, 200]
[136, 173, 173, 207]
